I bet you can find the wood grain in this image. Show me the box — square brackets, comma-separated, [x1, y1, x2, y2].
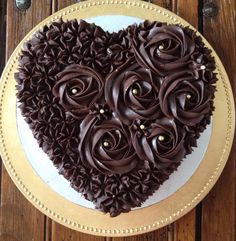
[173, 210, 196, 241]
[175, 0, 198, 28]
[201, 0, 236, 241]
[52, 222, 106, 241]
[151, 0, 172, 10]
[0, 1, 51, 241]
[112, 227, 169, 241]
[0, 0, 6, 74]
[0, 0, 6, 207]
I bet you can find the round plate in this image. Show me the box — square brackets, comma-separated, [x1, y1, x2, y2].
[0, 0, 234, 237]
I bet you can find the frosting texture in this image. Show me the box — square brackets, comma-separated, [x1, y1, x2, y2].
[105, 62, 162, 125]
[131, 22, 196, 75]
[131, 118, 186, 169]
[79, 114, 139, 174]
[52, 64, 104, 119]
[159, 71, 212, 126]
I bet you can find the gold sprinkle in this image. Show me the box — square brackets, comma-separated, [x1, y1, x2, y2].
[140, 124, 145, 130]
[158, 135, 165, 141]
[200, 65, 206, 70]
[132, 89, 139, 95]
[99, 109, 105, 114]
[186, 94, 192, 99]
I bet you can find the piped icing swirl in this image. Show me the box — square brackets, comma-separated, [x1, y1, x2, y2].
[130, 22, 196, 75]
[131, 118, 186, 169]
[105, 62, 162, 125]
[79, 114, 139, 174]
[52, 64, 104, 119]
[159, 70, 213, 126]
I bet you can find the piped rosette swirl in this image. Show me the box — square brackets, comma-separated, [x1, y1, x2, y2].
[105, 62, 162, 125]
[159, 71, 213, 126]
[79, 114, 139, 174]
[130, 22, 196, 75]
[52, 64, 104, 119]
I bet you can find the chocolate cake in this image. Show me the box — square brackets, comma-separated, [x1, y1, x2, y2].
[15, 19, 217, 217]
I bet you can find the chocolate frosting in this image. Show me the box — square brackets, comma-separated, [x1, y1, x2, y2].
[159, 70, 213, 126]
[79, 114, 139, 174]
[15, 18, 217, 217]
[52, 64, 104, 119]
[106, 30, 133, 72]
[105, 62, 162, 125]
[131, 118, 186, 169]
[130, 22, 196, 76]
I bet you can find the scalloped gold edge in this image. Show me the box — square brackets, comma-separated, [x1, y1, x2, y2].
[0, 0, 235, 237]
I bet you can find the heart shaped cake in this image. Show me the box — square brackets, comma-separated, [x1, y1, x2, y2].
[15, 19, 217, 217]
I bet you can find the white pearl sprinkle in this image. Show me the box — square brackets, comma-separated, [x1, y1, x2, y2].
[186, 94, 192, 99]
[158, 44, 164, 50]
[71, 88, 78, 94]
[132, 89, 138, 95]
[103, 141, 109, 147]
[158, 135, 165, 141]
[200, 65, 206, 70]
[99, 109, 105, 114]
[140, 124, 145, 130]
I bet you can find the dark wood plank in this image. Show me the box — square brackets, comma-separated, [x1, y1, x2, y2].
[0, 1, 52, 241]
[0, 0, 6, 74]
[175, 0, 198, 28]
[5, 0, 52, 59]
[57, 0, 76, 10]
[112, 227, 169, 241]
[0, 174, 44, 241]
[173, 210, 196, 241]
[0, 0, 6, 207]
[51, 222, 106, 241]
[152, 0, 173, 10]
[201, 1, 236, 241]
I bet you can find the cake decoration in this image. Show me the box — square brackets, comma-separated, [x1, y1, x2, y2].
[15, 19, 217, 217]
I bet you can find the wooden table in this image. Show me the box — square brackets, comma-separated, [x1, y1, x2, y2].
[0, 0, 235, 240]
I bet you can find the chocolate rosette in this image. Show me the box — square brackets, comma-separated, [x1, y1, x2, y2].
[105, 63, 162, 125]
[52, 64, 104, 119]
[131, 22, 196, 75]
[159, 71, 213, 126]
[79, 114, 139, 174]
[131, 118, 186, 170]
